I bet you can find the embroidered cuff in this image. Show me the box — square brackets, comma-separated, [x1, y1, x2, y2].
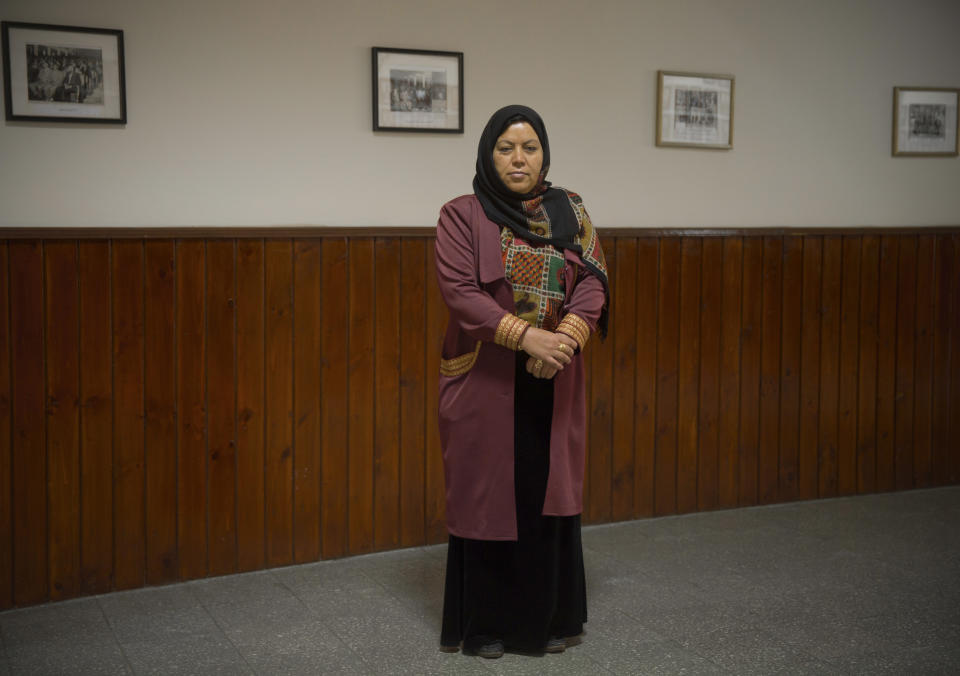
[494, 314, 530, 351]
[557, 312, 591, 351]
[440, 341, 482, 376]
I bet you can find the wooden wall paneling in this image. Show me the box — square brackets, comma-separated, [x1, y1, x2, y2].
[837, 236, 861, 495]
[373, 238, 401, 550]
[348, 239, 375, 554]
[177, 241, 207, 578]
[818, 236, 842, 498]
[633, 237, 658, 518]
[913, 235, 935, 487]
[45, 242, 80, 600]
[588, 240, 615, 523]
[581, 327, 592, 516]
[424, 244, 447, 542]
[144, 241, 177, 584]
[758, 236, 783, 504]
[676, 237, 702, 514]
[654, 238, 681, 516]
[717, 237, 742, 508]
[930, 235, 954, 485]
[112, 241, 145, 590]
[319, 239, 348, 559]
[611, 238, 638, 521]
[778, 236, 802, 502]
[0, 244, 10, 609]
[697, 237, 722, 511]
[10, 241, 46, 605]
[236, 240, 266, 571]
[265, 240, 294, 566]
[857, 236, 880, 493]
[738, 237, 763, 506]
[798, 236, 822, 500]
[398, 239, 426, 548]
[875, 235, 898, 491]
[207, 241, 238, 575]
[293, 240, 322, 564]
[893, 236, 917, 490]
[78, 242, 113, 594]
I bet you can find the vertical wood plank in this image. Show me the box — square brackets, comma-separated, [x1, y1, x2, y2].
[837, 236, 861, 495]
[931, 234, 954, 485]
[399, 239, 426, 547]
[144, 241, 177, 584]
[236, 240, 265, 571]
[588, 239, 615, 523]
[373, 238, 401, 550]
[264, 240, 294, 566]
[424, 242, 447, 543]
[894, 236, 917, 490]
[633, 237, 658, 518]
[913, 235, 935, 488]
[320, 239, 348, 559]
[758, 236, 782, 504]
[112, 241, 145, 590]
[293, 240, 322, 564]
[654, 238, 681, 516]
[207, 240, 237, 575]
[717, 237, 742, 508]
[78, 242, 113, 594]
[45, 242, 81, 601]
[611, 238, 637, 521]
[177, 240, 207, 579]
[951, 234, 960, 484]
[779, 236, 802, 502]
[798, 236, 822, 500]
[697, 238, 722, 511]
[875, 235, 898, 491]
[0, 244, 10, 609]
[10, 241, 46, 605]
[676, 237, 701, 514]
[348, 239, 375, 554]
[738, 237, 763, 506]
[857, 235, 880, 493]
[818, 236, 842, 498]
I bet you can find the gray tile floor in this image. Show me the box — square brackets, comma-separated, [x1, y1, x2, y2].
[1, 487, 958, 675]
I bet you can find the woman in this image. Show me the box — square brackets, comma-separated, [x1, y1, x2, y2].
[435, 105, 609, 658]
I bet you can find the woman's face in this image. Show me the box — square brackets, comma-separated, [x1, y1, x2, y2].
[493, 121, 543, 194]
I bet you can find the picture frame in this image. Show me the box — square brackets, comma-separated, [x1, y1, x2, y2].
[892, 86, 959, 157]
[656, 70, 734, 149]
[372, 46, 463, 133]
[2, 21, 126, 124]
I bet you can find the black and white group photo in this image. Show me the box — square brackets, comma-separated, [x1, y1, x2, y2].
[389, 68, 447, 113]
[674, 88, 718, 129]
[25, 43, 104, 104]
[909, 103, 947, 139]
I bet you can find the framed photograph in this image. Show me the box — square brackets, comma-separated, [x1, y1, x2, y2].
[372, 47, 463, 133]
[656, 70, 734, 149]
[2, 21, 126, 124]
[892, 87, 958, 156]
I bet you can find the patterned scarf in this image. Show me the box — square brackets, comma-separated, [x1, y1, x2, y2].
[474, 105, 609, 336]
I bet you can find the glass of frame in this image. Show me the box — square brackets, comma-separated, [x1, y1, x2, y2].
[892, 87, 959, 157]
[372, 47, 463, 133]
[2, 21, 126, 124]
[656, 70, 734, 149]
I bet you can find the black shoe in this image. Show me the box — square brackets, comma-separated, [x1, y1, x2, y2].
[544, 636, 566, 653]
[476, 640, 504, 659]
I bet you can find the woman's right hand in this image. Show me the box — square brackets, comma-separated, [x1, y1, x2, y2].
[519, 327, 577, 372]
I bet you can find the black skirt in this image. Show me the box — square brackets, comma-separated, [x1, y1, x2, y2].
[440, 352, 587, 654]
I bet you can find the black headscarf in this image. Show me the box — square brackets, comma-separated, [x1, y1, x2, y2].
[472, 104, 582, 252]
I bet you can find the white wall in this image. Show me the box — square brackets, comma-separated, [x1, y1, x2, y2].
[1, 0, 958, 228]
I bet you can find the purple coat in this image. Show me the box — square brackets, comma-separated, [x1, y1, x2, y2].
[435, 194, 606, 541]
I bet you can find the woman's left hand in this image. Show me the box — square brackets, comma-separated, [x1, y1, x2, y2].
[526, 356, 559, 379]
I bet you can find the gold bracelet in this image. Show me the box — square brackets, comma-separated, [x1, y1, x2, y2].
[557, 313, 591, 351]
[494, 314, 530, 351]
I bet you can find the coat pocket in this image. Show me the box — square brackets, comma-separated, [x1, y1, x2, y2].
[439, 340, 482, 377]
